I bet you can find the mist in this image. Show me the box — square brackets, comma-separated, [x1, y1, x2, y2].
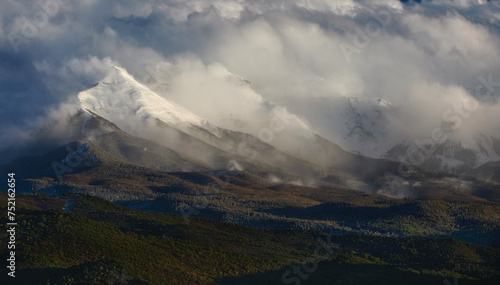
[1, 0, 499, 163]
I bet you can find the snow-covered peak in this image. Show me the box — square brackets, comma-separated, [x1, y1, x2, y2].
[77, 63, 354, 169]
[140, 61, 316, 142]
[78, 66, 217, 134]
[384, 129, 500, 173]
[279, 95, 400, 158]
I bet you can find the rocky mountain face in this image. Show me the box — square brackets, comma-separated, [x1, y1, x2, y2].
[384, 121, 500, 173]
[2, 65, 499, 197]
[276, 95, 400, 158]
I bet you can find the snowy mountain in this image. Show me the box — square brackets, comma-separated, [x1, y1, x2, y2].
[79, 66, 222, 139]
[75, 64, 499, 178]
[279, 94, 500, 173]
[79, 65, 367, 171]
[3, 64, 497, 199]
[276, 95, 400, 158]
[383, 122, 500, 173]
[140, 62, 324, 162]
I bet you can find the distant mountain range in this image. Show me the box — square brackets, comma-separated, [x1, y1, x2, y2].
[1, 65, 499, 285]
[2, 65, 499, 198]
[384, 123, 500, 174]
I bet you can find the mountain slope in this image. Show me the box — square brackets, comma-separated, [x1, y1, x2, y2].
[79, 66, 221, 138]
[0, 113, 214, 181]
[76, 66, 410, 184]
[139, 63, 399, 171]
[0, 109, 119, 164]
[384, 125, 500, 173]
[280, 96, 400, 157]
[468, 160, 500, 184]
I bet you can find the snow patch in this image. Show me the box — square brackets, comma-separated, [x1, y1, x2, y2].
[78, 67, 222, 138]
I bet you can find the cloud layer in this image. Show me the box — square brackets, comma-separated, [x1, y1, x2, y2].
[1, 0, 499, 156]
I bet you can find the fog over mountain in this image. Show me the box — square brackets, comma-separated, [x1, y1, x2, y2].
[1, 0, 500, 172]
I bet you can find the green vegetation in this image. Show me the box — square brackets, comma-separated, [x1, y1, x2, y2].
[0, 193, 498, 284]
[14, 162, 500, 247]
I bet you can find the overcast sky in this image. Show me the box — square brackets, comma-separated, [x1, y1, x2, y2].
[1, 0, 499, 153]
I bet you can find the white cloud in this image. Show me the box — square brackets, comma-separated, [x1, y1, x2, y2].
[0, 0, 499, 157]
